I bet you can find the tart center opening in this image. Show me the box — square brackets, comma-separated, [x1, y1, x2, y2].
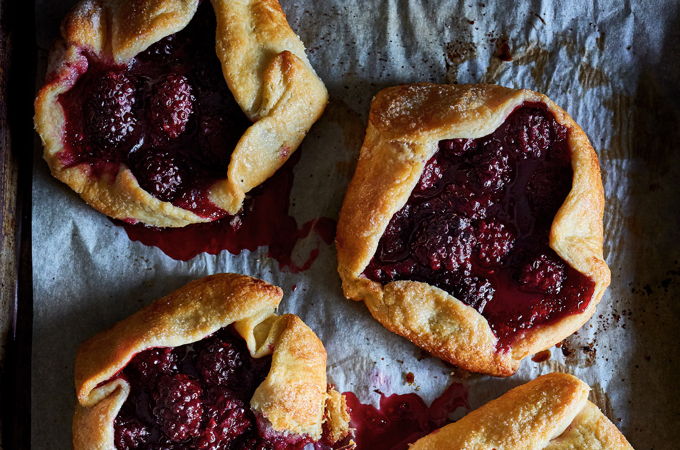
[58, 2, 250, 219]
[363, 103, 596, 349]
[112, 325, 324, 449]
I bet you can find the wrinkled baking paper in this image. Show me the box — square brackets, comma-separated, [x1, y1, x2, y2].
[32, 1, 680, 448]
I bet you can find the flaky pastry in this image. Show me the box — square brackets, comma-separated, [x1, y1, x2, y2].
[411, 373, 632, 449]
[73, 274, 351, 449]
[336, 84, 610, 376]
[35, 0, 328, 227]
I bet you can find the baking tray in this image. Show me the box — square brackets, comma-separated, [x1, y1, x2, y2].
[0, 0, 35, 448]
[3, 1, 680, 449]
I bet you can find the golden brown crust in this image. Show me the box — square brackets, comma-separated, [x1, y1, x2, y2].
[336, 83, 610, 376]
[249, 314, 328, 436]
[35, 0, 328, 227]
[73, 383, 128, 450]
[324, 388, 353, 446]
[73, 274, 349, 448]
[545, 402, 633, 449]
[410, 373, 632, 450]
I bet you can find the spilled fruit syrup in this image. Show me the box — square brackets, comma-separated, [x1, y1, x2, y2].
[532, 349, 552, 362]
[363, 103, 595, 349]
[113, 325, 337, 449]
[118, 151, 337, 269]
[56, 2, 336, 268]
[57, 2, 249, 219]
[344, 383, 468, 450]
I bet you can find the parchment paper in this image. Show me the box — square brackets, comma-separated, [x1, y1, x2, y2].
[32, 1, 680, 448]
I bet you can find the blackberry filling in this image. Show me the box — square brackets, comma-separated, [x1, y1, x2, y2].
[58, 2, 250, 220]
[113, 325, 326, 449]
[363, 103, 595, 349]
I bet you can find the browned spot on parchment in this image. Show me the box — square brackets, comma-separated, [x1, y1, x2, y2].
[480, 55, 503, 84]
[448, 365, 474, 380]
[445, 40, 477, 65]
[578, 62, 609, 89]
[480, 42, 554, 91]
[443, 25, 586, 89]
[324, 96, 365, 155]
[505, 44, 552, 87]
[531, 349, 551, 362]
[603, 195, 627, 263]
[596, 32, 606, 52]
[581, 343, 597, 366]
[445, 29, 586, 92]
[590, 383, 616, 421]
[560, 337, 597, 368]
[493, 36, 513, 61]
[444, 39, 477, 83]
[601, 93, 634, 162]
[544, 358, 571, 374]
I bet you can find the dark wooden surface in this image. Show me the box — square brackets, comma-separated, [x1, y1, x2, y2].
[0, 0, 35, 448]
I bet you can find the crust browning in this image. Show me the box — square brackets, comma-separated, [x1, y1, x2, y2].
[324, 388, 353, 446]
[336, 83, 610, 376]
[410, 373, 632, 449]
[544, 402, 633, 449]
[35, 0, 328, 227]
[73, 274, 349, 448]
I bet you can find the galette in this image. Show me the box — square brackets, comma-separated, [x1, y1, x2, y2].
[411, 373, 632, 449]
[336, 83, 610, 376]
[35, 0, 328, 227]
[73, 274, 351, 449]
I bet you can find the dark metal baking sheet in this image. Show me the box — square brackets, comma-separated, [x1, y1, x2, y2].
[0, 0, 35, 448]
[18, 1, 680, 449]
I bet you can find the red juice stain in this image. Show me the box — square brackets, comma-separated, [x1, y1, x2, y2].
[531, 349, 551, 362]
[494, 37, 513, 61]
[119, 153, 337, 272]
[344, 383, 468, 450]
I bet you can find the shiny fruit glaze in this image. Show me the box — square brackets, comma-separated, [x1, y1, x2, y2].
[58, 2, 249, 219]
[58, 3, 336, 270]
[113, 325, 332, 449]
[344, 383, 468, 450]
[119, 151, 338, 269]
[363, 103, 595, 349]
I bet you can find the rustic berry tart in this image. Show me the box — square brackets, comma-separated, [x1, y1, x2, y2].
[336, 84, 610, 376]
[411, 373, 632, 449]
[73, 274, 352, 449]
[35, 0, 328, 227]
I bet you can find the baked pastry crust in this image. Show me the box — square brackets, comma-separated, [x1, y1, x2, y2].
[72, 273, 350, 449]
[35, 0, 328, 227]
[336, 83, 610, 376]
[410, 373, 632, 449]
